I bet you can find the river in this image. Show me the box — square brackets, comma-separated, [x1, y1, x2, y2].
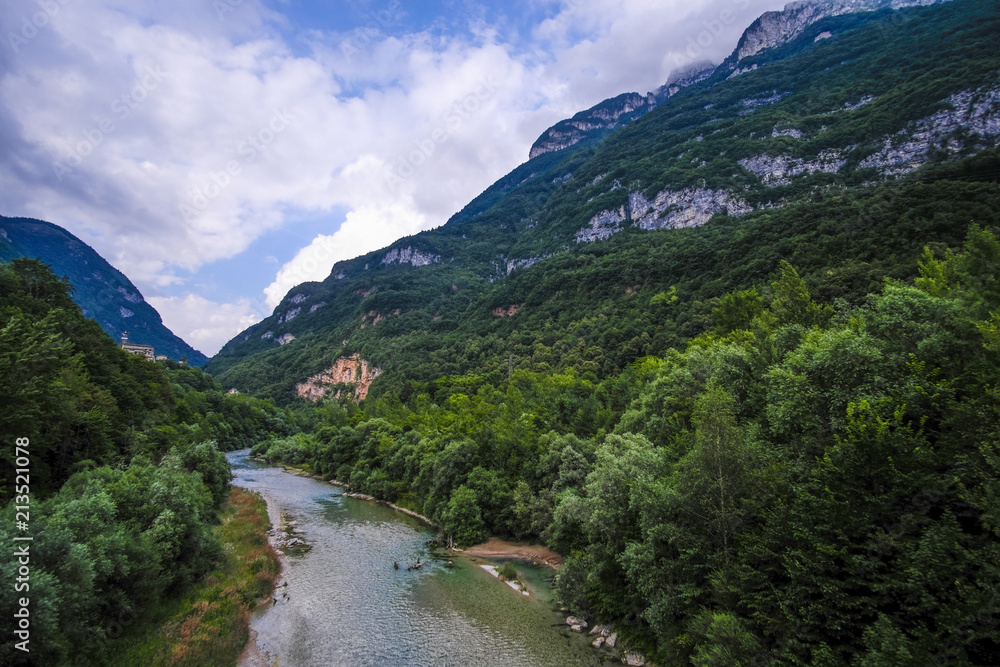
[228, 449, 607, 666]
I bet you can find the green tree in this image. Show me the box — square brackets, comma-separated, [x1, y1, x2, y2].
[441, 485, 487, 547]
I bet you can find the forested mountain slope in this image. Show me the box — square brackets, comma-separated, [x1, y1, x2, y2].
[208, 0, 1000, 403]
[0, 259, 295, 665]
[208, 1, 1000, 663]
[0, 216, 209, 365]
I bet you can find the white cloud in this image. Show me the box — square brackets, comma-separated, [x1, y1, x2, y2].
[264, 201, 427, 308]
[0, 0, 787, 351]
[147, 294, 262, 356]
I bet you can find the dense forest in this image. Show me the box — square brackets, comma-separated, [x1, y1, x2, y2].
[253, 225, 1000, 664]
[0, 259, 293, 665]
[4, 1, 999, 664]
[218, 3, 1000, 662]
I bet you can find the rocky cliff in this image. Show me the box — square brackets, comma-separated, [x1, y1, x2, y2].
[528, 63, 719, 160]
[529, 93, 658, 159]
[295, 355, 382, 402]
[528, 0, 952, 161]
[728, 0, 950, 68]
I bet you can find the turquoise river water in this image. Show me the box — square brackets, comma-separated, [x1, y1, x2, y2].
[228, 449, 608, 666]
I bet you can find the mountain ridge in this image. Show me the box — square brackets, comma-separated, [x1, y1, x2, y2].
[0, 216, 209, 365]
[527, 0, 953, 160]
[207, 0, 999, 401]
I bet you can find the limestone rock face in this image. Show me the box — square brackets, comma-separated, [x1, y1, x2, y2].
[731, 0, 951, 65]
[530, 93, 655, 160]
[630, 188, 752, 230]
[576, 206, 628, 243]
[740, 150, 848, 186]
[860, 84, 1000, 175]
[381, 246, 441, 267]
[529, 62, 717, 160]
[576, 188, 752, 243]
[295, 354, 382, 402]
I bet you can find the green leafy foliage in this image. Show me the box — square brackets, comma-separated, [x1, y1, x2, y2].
[256, 227, 1000, 664]
[0, 260, 297, 665]
[0, 217, 209, 365]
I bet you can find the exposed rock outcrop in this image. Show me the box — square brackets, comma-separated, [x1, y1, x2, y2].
[279, 307, 301, 323]
[116, 286, 142, 303]
[624, 650, 646, 666]
[361, 308, 404, 328]
[492, 305, 521, 317]
[295, 354, 382, 402]
[505, 255, 549, 275]
[740, 149, 848, 186]
[729, 0, 951, 67]
[630, 188, 753, 230]
[576, 187, 751, 243]
[860, 84, 1000, 174]
[529, 63, 716, 160]
[530, 93, 656, 159]
[740, 90, 792, 114]
[381, 246, 441, 267]
[576, 206, 628, 243]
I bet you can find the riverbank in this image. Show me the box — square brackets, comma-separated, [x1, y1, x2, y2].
[462, 537, 564, 569]
[275, 461, 564, 569]
[105, 486, 281, 666]
[275, 460, 438, 526]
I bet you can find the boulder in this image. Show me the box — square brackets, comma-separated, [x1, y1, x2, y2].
[571, 625, 584, 633]
[592, 637, 605, 649]
[624, 650, 645, 666]
[565, 616, 588, 629]
[606, 633, 617, 648]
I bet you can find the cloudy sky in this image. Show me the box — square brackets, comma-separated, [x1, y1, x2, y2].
[0, 0, 785, 355]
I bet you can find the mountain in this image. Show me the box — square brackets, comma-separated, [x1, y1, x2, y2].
[529, 0, 951, 160]
[211, 2, 1000, 662]
[207, 0, 1000, 402]
[0, 216, 209, 365]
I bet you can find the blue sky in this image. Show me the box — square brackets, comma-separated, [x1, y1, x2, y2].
[0, 0, 785, 354]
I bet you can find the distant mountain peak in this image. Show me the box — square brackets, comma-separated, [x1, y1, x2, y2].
[727, 0, 951, 67]
[0, 216, 209, 365]
[528, 0, 952, 161]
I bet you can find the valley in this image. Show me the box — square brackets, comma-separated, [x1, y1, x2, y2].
[3, 0, 1000, 664]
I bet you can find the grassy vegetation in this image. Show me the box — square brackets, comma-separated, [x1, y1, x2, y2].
[104, 487, 280, 667]
[497, 562, 518, 581]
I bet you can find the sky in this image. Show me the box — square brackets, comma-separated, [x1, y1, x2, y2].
[0, 0, 786, 356]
